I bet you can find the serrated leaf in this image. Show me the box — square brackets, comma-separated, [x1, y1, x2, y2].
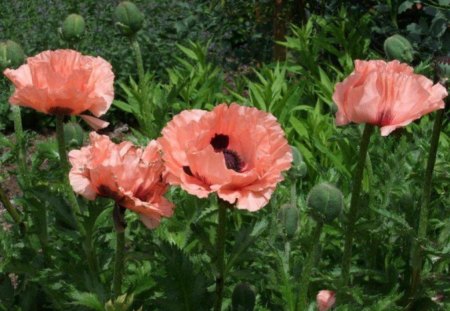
[69, 291, 103, 311]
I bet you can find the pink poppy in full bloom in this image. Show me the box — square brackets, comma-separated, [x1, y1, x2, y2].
[68, 132, 174, 229]
[316, 290, 336, 311]
[4, 49, 114, 129]
[159, 103, 292, 211]
[333, 60, 447, 136]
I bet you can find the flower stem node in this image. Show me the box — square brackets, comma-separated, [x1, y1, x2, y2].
[0, 40, 25, 70]
[114, 1, 144, 37]
[231, 282, 256, 311]
[60, 14, 85, 44]
[384, 34, 414, 63]
[307, 183, 343, 223]
[277, 203, 299, 239]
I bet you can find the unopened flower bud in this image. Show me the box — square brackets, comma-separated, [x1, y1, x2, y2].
[232, 282, 256, 311]
[114, 1, 144, 36]
[316, 290, 336, 311]
[384, 34, 414, 63]
[63, 122, 84, 147]
[0, 40, 25, 70]
[288, 146, 307, 178]
[278, 203, 299, 239]
[307, 183, 343, 223]
[61, 14, 86, 43]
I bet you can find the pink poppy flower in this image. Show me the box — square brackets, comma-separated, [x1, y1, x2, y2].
[69, 132, 174, 229]
[4, 49, 114, 129]
[333, 60, 447, 136]
[159, 103, 292, 211]
[316, 290, 336, 311]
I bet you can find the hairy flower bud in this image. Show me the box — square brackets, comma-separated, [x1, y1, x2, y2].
[384, 34, 414, 63]
[114, 1, 144, 36]
[288, 146, 307, 178]
[307, 183, 343, 223]
[232, 283, 256, 310]
[278, 203, 299, 239]
[63, 122, 85, 147]
[61, 14, 86, 43]
[0, 40, 25, 70]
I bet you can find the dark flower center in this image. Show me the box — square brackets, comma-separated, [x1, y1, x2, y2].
[183, 166, 194, 176]
[48, 107, 73, 115]
[182, 133, 244, 177]
[211, 133, 243, 172]
[223, 149, 243, 172]
[210, 134, 229, 151]
[98, 184, 121, 201]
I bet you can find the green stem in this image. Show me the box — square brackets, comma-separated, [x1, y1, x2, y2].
[214, 199, 228, 311]
[0, 183, 25, 233]
[112, 230, 125, 298]
[290, 181, 297, 207]
[297, 221, 324, 311]
[409, 108, 445, 300]
[130, 37, 145, 85]
[11, 105, 30, 187]
[341, 124, 374, 287]
[55, 115, 84, 234]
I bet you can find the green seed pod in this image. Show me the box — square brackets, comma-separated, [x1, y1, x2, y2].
[63, 122, 84, 147]
[384, 34, 414, 63]
[0, 40, 25, 70]
[114, 1, 144, 36]
[61, 14, 86, 43]
[232, 282, 256, 311]
[287, 146, 307, 178]
[278, 203, 299, 239]
[307, 183, 343, 223]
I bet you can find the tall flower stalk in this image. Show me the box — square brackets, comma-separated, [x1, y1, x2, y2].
[341, 124, 374, 286]
[332, 59, 447, 288]
[112, 205, 126, 297]
[409, 100, 447, 300]
[297, 221, 323, 310]
[55, 114, 84, 233]
[214, 200, 228, 311]
[11, 105, 30, 187]
[131, 37, 145, 85]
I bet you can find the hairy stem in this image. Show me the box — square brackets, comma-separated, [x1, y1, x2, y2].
[341, 124, 374, 286]
[297, 221, 324, 310]
[12, 105, 30, 187]
[214, 199, 228, 311]
[55, 114, 84, 234]
[113, 230, 125, 297]
[409, 107, 445, 301]
[130, 37, 145, 85]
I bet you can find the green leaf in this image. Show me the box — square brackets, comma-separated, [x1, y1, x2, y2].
[113, 100, 136, 114]
[69, 290, 104, 311]
[226, 220, 268, 272]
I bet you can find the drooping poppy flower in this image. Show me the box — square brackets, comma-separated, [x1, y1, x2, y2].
[316, 290, 336, 311]
[159, 103, 292, 211]
[3, 49, 114, 129]
[333, 60, 447, 136]
[68, 132, 174, 229]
